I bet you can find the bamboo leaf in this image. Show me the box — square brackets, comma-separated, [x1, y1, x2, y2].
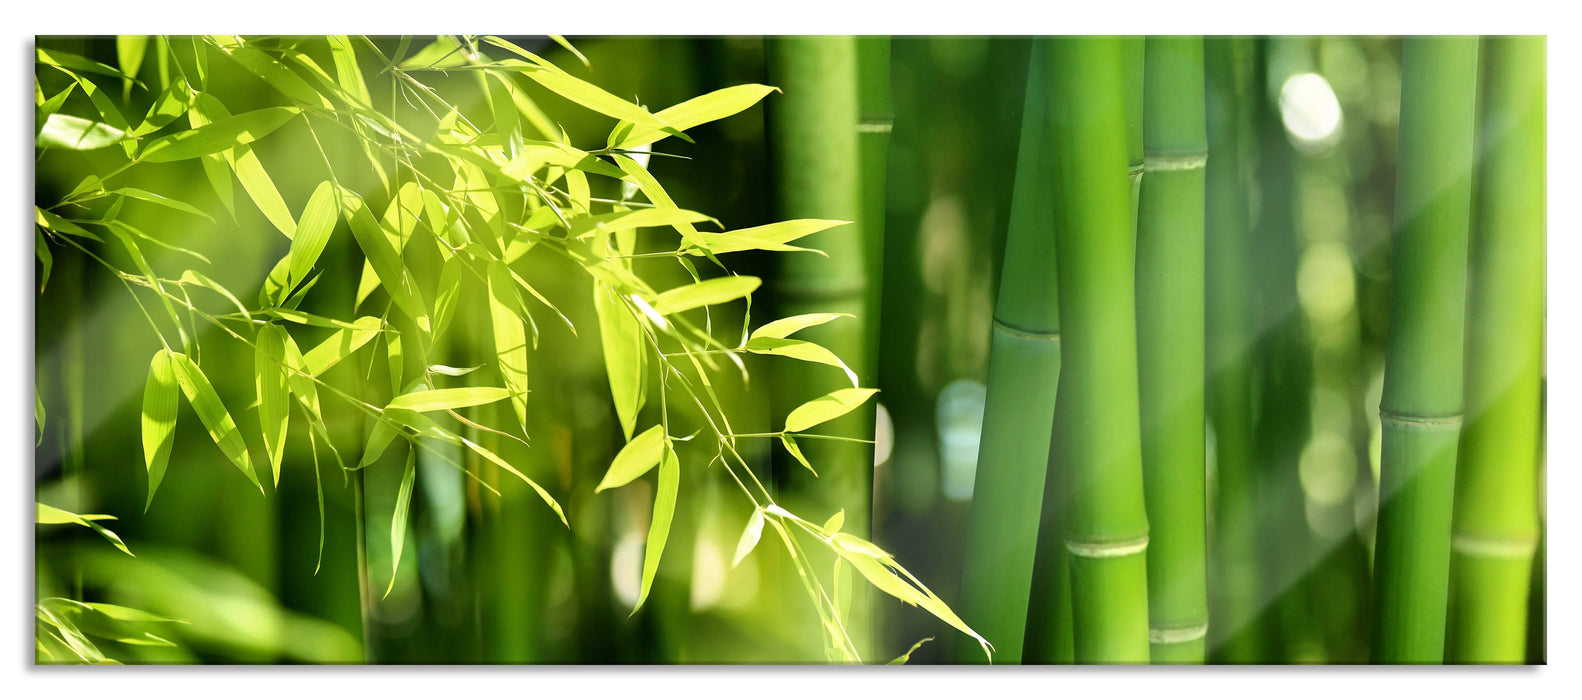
[594, 282, 644, 440]
[109, 187, 213, 222]
[888, 637, 934, 665]
[116, 36, 148, 88]
[255, 325, 290, 487]
[732, 508, 766, 568]
[35, 386, 46, 446]
[611, 153, 707, 248]
[280, 331, 321, 419]
[303, 316, 382, 375]
[486, 260, 530, 426]
[340, 187, 429, 332]
[687, 219, 850, 255]
[133, 78, 194, 136]
[36, 113, 127, 151]
[785, 388, 879, 433]
[386, 387, 511, 413]
[219, 44, 332, 108]
[37, 47, 136, 82]
[596, 424, 666, 493]
[326, 36, 371, 106]
[781, 434, 816, 476]
[189, 95, 294, 238]
[651, 276, 760, 316]
[823, 509, 846, 534]
[36, 503, 133, 557]
[287, 181, 338, 288]
[548, 35, 590, 67]
[36, 229, 52, 293]
[141, 350, 178, 509]
[386, 449, 416, 598]
[179, 270, 251, 322]
[568, 208, 715, 239]
[498, 52, 670, 129]
[611, 84, 779, 149]
[744, 337, 860, 388]
[751, 313, 851, 340]
[635, 441, 680, 613]
[138, 106, 299, 163]
[169, 352, 263, 493]
[428, 364, 481, 377]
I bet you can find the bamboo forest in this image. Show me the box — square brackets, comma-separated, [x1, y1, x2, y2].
[33, 35, 1546, 666]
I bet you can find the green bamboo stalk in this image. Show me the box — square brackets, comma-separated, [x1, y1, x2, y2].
[1047, 36, 1151, 664]
[1447, 35, 1544, 665]
[1203, 36, 1262, 663]
[1136, 35, 1208, 664]
[1126, 36, 1145, 220]
[765, 35, 871, 661]
[956, 40, 1059, 665]
[1371, 35, 1479, 665]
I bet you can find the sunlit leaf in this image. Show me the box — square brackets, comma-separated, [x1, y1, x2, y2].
[386, 448, 416, 598]
[340, 187, 429, 331]
[781, 434, 815, 476]
[688, 219, 850, 255]
[428, 364, 481, 377]
[888, 637, 934, 665]
[751, 313, 851, 341]
[169, 352, 263, 493]
[255, 325, 291, 487]
[594, 282, 644, 439]
[635, 441, 679, 613]
[303, 316, 382, 375]
[116, 36, 148, 92]
[732, 508, 765, 568]
[386, 387, 511, 413]
[745, 337, 860, 388]
[133, 78, 194, 135]
[36, 229, 51, 293]
[189, 96, 291, 237]
[138, 106, 298, 163]
[36, 113, 126, 151]
[823, 509, 846, 534]
[37, 48, 136, 82]
[650, 276, 760, 316]
[611, 153, 707, 249]
[785, 388, 880, 433]
[596, 424, 665, 493]
[36, 503, 133, 557]
[611, 83, 778, 149]
[485, 260, 530, 426]
[287, 181, 338, 288]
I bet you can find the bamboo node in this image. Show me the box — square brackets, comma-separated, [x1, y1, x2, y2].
[1378, 409, 1464, 429]
[991, 318, 1061, 342]
[1149, 623, 1209, 645]
[1452, 533, 1539, 559]
[856, 118, 893, 134]
[1143, 151, 1209, 172]
[1065, 533, 1149, 559]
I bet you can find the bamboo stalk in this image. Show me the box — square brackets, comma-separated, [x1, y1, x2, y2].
[1203, 36, 1262, 663]
[765, 35, 870, 660]
[1135, 35, 1208, 664]
[1447, 35, 1544, 665]
[957, 40, 1059, 665]
[1047, 36, 1151, 664]
[1371, 35, 1479, 665]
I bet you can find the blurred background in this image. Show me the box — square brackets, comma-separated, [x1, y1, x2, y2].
[33, 36, 1543, 664]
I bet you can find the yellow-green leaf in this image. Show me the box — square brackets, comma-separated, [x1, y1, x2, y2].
[688, 219, 850, 255]
[596, 424, 666, 492]
[340, 187, 429, 331]
[303, 316, 383, 376]
[386, 448, 416, 598]
[823, 509, 846, 534]
[287, 181, 338, 288]
[138, 106, 299, 163]
[486, 260, 529, 426]
[386, 387, 511, 413]
[744, 337, 860, 388]
[751, 313, 851, 341]
[781, 434, 816, 476]
[141, 349, 178, 510]
[36, 503, 133, 557]
[255, 325, 290, 487]
[732, 508, 766, 568]
[169, 352, 263, 493]
[37, 113, 126, 151]
[611, 83, 778, 149]
[594, 283, 644, 440]
[635, 441, 680, 613]
[650, 276, 760, 316]
[785, 388, 880, 433]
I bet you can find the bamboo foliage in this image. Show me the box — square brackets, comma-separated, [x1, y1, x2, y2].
[1448, 35, 1545, 664]
[1047, 36, 1151, 664]
[958, 40, 1060, 665]
[1135, 35, 1208, 664]
[1372, 36, 1479, 664]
